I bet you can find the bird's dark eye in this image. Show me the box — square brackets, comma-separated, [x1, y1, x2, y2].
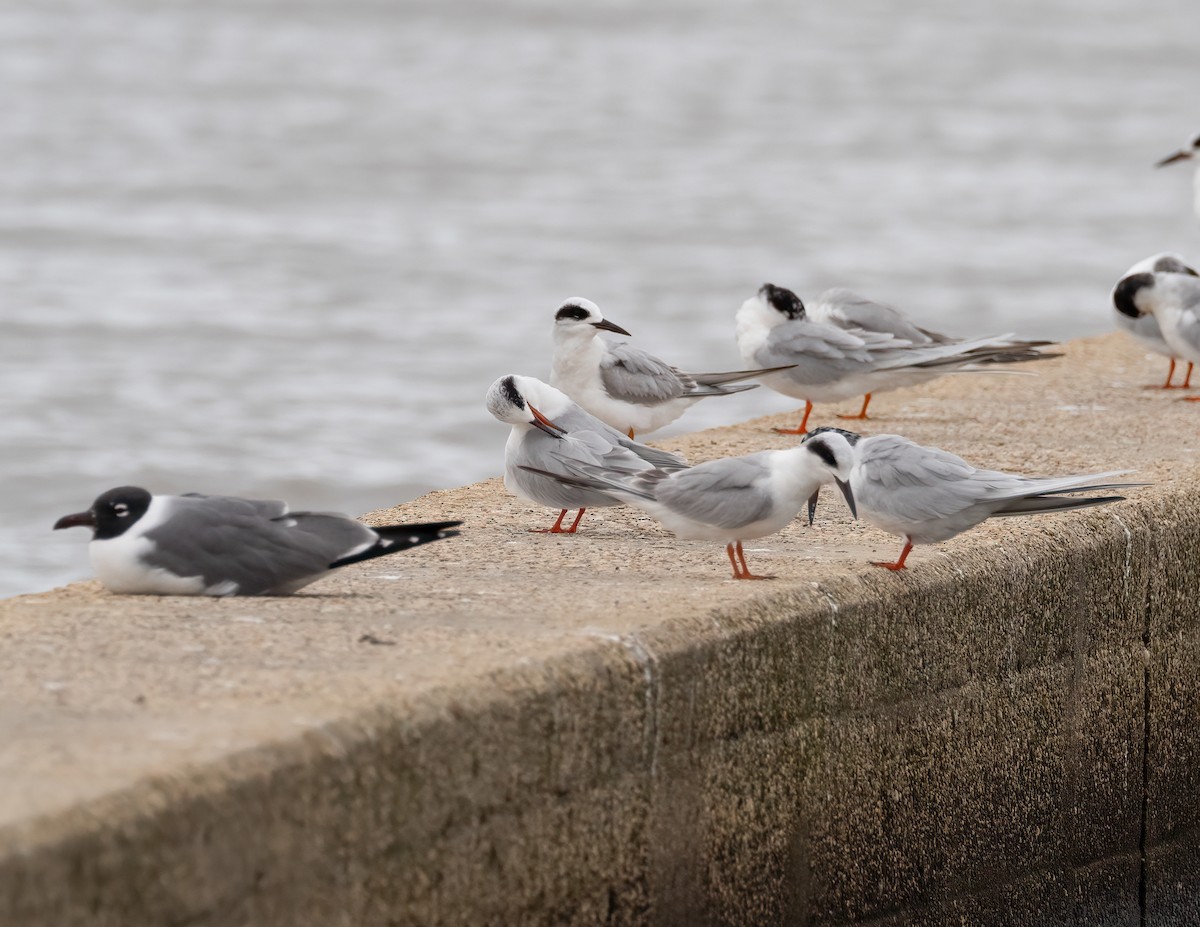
[114, 503, 129, 516]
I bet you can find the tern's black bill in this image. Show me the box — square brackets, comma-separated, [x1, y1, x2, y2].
[592, 318, 631, 337]
[807, 489, 820, 527]
[835, 478, 857, 519]
[1156, 150, 1191, 168]
[54, 511, 95, 531]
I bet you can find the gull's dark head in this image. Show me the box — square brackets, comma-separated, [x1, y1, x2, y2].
[553, 297, 631, 337]
[54, 486, 153, 540]
[758, 283, 806, 320]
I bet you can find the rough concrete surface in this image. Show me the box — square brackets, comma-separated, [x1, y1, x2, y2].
[1, 333, 1198, 926]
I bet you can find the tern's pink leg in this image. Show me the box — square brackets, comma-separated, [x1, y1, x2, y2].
[838, 393, 872, 421]
[871, 538, 913, 571]
[773, 400, 813, 435]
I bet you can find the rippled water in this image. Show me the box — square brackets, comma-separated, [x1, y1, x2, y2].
[3, 0, 1197, 597]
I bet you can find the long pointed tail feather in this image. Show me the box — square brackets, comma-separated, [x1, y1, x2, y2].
[991, 495, 1127, 517]
[329, 520, 462, 569]
[691, 363, 796, 387]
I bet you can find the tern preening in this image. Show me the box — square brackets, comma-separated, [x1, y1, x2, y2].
[1111, 253, 1199, 390]
[549, 297, 790, 438]
[486, 374, 688, 533]
[736, 283, 1056, 434]
[803, 428, 1140, 571]
[53, 487, 461, 595]
[521, 429, 856, 580]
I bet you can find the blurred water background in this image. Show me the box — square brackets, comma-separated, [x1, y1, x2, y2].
[2, 0, 1198, 597]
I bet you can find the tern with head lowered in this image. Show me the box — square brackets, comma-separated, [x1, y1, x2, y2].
[486, 374, 688, 534]
[1111, 253, 1199, 389]
[1156, 130, 1200, 221]
[736, 283, 1057, 433]
[804, 428, 1140, 571]
[550, 297, 790, 438]
[54, 487, 461, 595]
[520, 429, 856, 580]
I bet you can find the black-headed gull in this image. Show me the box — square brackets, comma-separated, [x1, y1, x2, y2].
[54, 487, 460, 595]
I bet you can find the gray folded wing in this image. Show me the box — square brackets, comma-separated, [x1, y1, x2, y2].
[545, 403, 688, 470]
[860, 436, 1133, 525]
[599, 341, 693, 404]
[811, 288, 947, 344]
[144, 496, 375, 595]
[652, 454, 776, 529]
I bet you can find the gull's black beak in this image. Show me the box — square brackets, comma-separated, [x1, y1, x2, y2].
[1156, 150, 1191, 168]
[807, 489, 819, 527]
[592, 318, 632, 337]
[836, 477, 857, 519]
[528, 404, 567, 439]
[54, 510, 95, 531]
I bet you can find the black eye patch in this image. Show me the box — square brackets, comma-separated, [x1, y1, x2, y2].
[555, 305, 591, 322]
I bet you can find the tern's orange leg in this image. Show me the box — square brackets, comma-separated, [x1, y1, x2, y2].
[1150, 357, 1180, 389]
[627, 427, 636, 439]
[531, 509, 571, 533]
[773, 400, 813, 435]
[837, 393, 872, 421]
[1184, 362, 1195, 388]
[871, 538, 913, 571]
[1164, 358, 1178, 389]
[732, 541, 775, 580]
[726, 543, 742, 578]
[565, 508, 587, 532]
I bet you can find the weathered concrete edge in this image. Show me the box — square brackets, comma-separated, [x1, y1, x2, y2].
[2, 481, 1199, 926]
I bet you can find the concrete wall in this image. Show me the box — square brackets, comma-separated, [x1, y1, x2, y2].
[2, 334, 1199, 925]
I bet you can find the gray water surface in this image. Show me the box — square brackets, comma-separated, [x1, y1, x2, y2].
[3, 0, 1198, 597]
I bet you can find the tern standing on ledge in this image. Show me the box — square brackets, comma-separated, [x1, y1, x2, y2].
[485, 373, 688, 534]
[803, 428, 1139, 571]
[549, 297, 788, 438]
[521, 429, 856, 580]
[735, 283, 1057, 434]
[1111, 253, 1198, 389]
[1112, 267, 1200, 402]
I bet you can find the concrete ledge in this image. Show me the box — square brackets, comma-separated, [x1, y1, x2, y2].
[2, 333, 1199, 925]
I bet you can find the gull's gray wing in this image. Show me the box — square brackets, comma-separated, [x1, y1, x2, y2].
[811, 288, 946, 344]
[181, 492, 289, 519]
[599, 341, 691, 405]
[653, 453, 775, 529]
[144, 496, 374, 595]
